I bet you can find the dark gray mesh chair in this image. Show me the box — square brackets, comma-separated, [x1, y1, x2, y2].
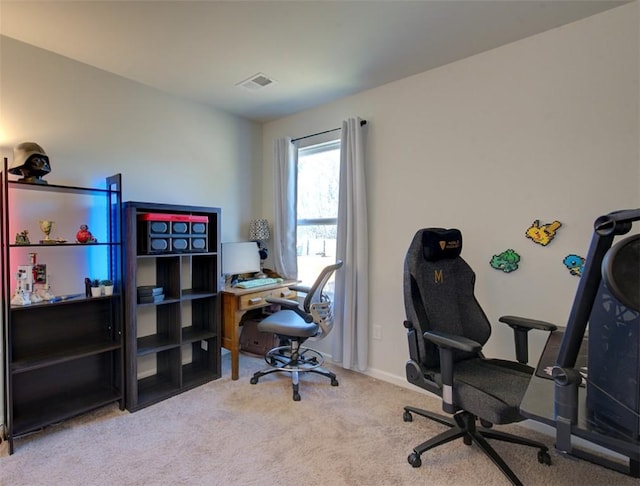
[250, 260, 343, 401]
[403, 228, 555, 485]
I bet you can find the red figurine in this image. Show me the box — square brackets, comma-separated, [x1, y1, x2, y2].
[76, 224, 96, 244]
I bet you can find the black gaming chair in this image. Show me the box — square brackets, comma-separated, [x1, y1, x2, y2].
[403, 228, 556, 485]
[250, 260, 343, 401]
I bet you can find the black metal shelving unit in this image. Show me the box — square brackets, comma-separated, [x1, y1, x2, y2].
[1, 160, 124, 454]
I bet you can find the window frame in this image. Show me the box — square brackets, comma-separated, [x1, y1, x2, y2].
[295, 138, 341, 286]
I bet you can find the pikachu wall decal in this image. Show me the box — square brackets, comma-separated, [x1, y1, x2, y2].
[525, 219, 562, 246]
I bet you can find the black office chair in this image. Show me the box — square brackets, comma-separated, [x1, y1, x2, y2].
[250, 260, 343, 401]
[402, 228, 555, 486]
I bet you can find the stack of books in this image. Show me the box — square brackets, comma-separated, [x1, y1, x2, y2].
[137, 286, 164, 304]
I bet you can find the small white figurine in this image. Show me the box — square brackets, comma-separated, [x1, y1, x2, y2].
[37, 281, 55, 301]
[11, 288, 31, 306]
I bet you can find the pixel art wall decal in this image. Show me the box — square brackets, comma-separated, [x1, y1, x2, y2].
[490, 249, 521, 273]
[525, 219, 562, 246]
[563, 254, 585, 277]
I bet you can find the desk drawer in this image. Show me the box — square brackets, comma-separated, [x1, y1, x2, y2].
[238, 288, 297, 310]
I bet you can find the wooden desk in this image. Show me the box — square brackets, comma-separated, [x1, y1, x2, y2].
[222, 280, 298, 380]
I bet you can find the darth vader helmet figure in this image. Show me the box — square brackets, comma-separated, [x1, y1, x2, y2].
[9, 142, 51, 184]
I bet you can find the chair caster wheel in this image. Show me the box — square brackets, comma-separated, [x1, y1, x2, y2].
[293, 392, 301, 401]
[403, 410, 413, 422]
[408, 452, 421, 468]
[480, 419, 493, 428]
[331, 378, 339, 386]
[538, 450, 552, 465]
[250, 377, 258, 385]
[463, 435, 472, 446]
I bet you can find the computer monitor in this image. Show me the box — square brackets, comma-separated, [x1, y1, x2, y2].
[222, 241, 260, 285]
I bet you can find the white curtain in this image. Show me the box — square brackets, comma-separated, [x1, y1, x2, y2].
[333, 117, 369, 371]
[272, 137, 298, 280]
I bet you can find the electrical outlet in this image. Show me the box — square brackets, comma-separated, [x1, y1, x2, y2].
[373, 325, 382, 340]
[201, 340, 208, 351]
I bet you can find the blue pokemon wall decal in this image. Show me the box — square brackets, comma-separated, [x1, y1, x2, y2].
[525, 220, 562, 246]
[563, 254, 585, 277]
[490, 249, 521, 273]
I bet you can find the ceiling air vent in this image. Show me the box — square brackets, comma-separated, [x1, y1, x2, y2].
[236, 72, 276, 91]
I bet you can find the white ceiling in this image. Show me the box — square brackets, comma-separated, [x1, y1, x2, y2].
[0, 1, 630, 122]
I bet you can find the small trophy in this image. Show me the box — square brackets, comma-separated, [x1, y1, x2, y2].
[39, 220, 55, 244]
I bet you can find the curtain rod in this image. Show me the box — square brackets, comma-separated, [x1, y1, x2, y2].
[291, 119, 367, 143]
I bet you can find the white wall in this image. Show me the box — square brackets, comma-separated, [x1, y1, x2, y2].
[263, 3, 639, 386]
[0, 36, 263, 243]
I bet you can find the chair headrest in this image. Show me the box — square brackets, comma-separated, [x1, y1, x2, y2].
[420, 228, 463, 261]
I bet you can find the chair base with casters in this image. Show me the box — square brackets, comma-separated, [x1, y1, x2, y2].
[250, 339, 338, 401]
[403, 406, 551, 486]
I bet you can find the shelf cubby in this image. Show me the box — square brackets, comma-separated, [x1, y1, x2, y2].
[136, 348, 181, 407]
[182, 338, 218, 389]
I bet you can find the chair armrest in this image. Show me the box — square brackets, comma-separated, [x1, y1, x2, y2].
[498, 315, 558, 365]
[265, 297, 300, 309]
[265, 297, 314, 323]
[424, 330, 482, 414]
[289, 284, 311, 295]
[499, 315, 557, 332]
[423, 330, 482, 353]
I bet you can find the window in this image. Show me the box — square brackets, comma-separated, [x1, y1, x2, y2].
[296, 140, 340, 289]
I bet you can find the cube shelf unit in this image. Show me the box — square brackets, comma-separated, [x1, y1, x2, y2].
[123, 202, 221, 411]
[0, 164, 124, 454]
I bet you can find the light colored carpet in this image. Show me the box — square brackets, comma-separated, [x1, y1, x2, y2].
[1, 352, 636, 486]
